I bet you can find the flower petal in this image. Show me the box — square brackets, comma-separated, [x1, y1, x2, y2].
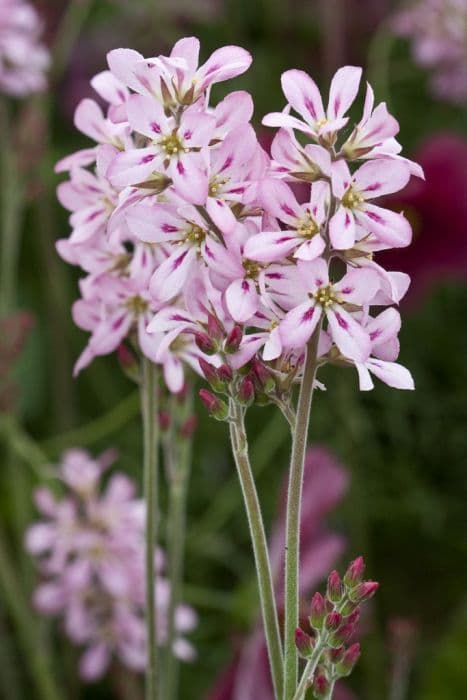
[280, 301, 321, 349]
[225, 278, 259, 322]
[329, 205, 356, 249]
[326, 308, 370, 362]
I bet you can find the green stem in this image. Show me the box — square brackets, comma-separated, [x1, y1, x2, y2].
[283, 327, 321, 700]
[292, 642, 325, 700]
[325, 679, 337, 700]
[51, 0, 95, 83]
[229, 400, 283, 699]
[0, 526, 61, 700]
[141, 359, 160, 700]
[165, 392, 193, 700]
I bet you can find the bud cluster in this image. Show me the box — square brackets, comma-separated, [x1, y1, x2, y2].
[295, 557, 378, 698]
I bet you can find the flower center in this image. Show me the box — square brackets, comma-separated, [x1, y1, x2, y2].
[297, 214, 319, 238]
[313, 284, 341, 308]
[158, 132, 184, 156]
[185, 223, 206, 245]
[316, 117, 329, 128]
[209, 176, 230, 196]
[124, 295, 149, 316]
[342, 186, 364, 209]
[243, 259, 261, 279]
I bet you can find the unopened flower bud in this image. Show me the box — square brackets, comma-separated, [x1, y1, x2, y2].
[199, 389, 228, 421]
[207, 313, 224, 342]
[295, 627, 314, 658]
[336, 642, 361, 677]
[344, 556, 365, 588]
[217, 364, 233, 383]
[198, 359, 224, 392]
[327, 645, 345, 664]
[325, 611, 342, 632]
[344, 607, 361, 626]
[327, 570, 344, 603]
[349, 581, 379, 604]
[309, 592, 326, 629]
[313, 674, 329, 698]
[195, 331, 216, 355]
[252, 359, 275, 394]
[224, 325, 243, 353]
[339, 598, 358, 616]
[237, 376, 255, 406]
[329, 622, 355, 648]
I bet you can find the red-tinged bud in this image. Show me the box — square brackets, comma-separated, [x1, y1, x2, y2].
[251, 359, 275, 394]
[313, 674, 329, 698]
[117, 343, 139, 382]
[198, 359, 224, 392]
[327, 646, 345, 664]
[339, 598, 358, 616]
[224, 325, 243, 353]
[349, 581, 379, 604]
[295, 628, 314, 658]
[180, 415, 197, 439]
[237, 376, 255, 406]
[309, 592, 326, 629]
[158, 410, 171, 431]
[336, 642, 361, 677]
[195, 331, 216, 355]
[329, 622, 355, 648]
[207, 313, 224, 342]
[199, 389, 229, 421]
[325, 611, 342, 632]
[218, 364, 233, 383]
[327, 570, 344, 603]
[344, 607, 361, 626]
[344, 556, 365, 588]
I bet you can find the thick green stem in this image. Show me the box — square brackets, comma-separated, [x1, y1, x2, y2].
[292, 642, 325, 700]
[165, 391, 193, 700]
[141, 359, 160, 700]
[229, 400, 283, 699]
[0, 526, 61, 700]
[283, 328, 321, 700]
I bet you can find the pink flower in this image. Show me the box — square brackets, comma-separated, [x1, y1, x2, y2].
[263, 66, 362, 141]
[276, 259, 380, 362]
[25, 448, 197, 681]
[0, 0, 49, 97]
[244, 178, 329, 263]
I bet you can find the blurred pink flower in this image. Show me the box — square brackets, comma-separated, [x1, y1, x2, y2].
[206, 445, 351, 700]
[25, 448, 197, 681]
[378, 132, 467, 302]
[0, 0, 49, 96]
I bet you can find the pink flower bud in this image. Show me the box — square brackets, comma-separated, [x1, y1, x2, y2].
[194, 331, 216, 355]
[158, 411, 171, 431]
[336, 642, 361, 676]
[344, 556, 365, 588]
[349, 581, 379, 604]
[295, 627, 313, 658]
[325, 611, 342, 632]
[329, 622, 355, 648]
[237, 377, 255, 406]
[344, 607, 361, 626]
[217, 364, 233, 383]
[251, 359, 275, 394]
[207, 313, 224, 342]
[199, 390, 228, 421]
[313, 673, 329, 698]
[180, 415, 197, 439]
[224, 325, 243, 353]
[198, 359, 224, 392]
[327, 570, 344, 603]
[327, 645, 345, 664]
[309, 592, 326, 629]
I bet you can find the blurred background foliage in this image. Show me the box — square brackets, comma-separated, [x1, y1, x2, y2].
[1, 0, 467, 698]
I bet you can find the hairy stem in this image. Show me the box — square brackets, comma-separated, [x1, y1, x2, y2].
[229, 399, 283, 699]
[283, 327, 321, 700]
[141, 359, 160, 700]
[292, 642, 325, 700]
[165, 391, 193, 700]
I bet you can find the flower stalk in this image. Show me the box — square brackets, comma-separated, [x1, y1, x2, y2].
[141, 358, 160, 700]
[229, 399, 283, 699]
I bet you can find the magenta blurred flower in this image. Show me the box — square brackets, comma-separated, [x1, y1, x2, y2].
[206, 445, 351, 700]
[393, 0, 467, 103]
[25, 448, 197, 681]
[378, 132, 467, 302]
[0, 0, 49, 96]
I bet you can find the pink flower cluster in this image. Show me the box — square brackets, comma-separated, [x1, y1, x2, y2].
[0, 0, 49, 96]
[57, 37, 422, 396]
[394, 0, 467, 103]
[25, 448, 197, 681]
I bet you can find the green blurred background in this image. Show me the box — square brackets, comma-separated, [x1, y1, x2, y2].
[1, 0, 467, 698]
